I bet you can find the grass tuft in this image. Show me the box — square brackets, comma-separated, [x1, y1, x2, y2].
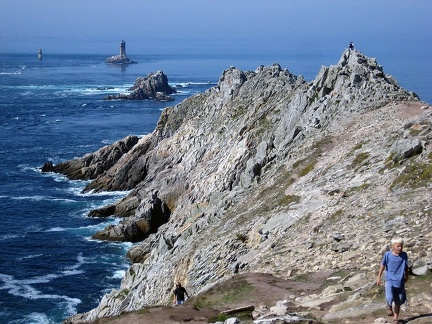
[390, 161, 432, 190]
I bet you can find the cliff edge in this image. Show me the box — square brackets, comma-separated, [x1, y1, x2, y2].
[49, 50, 431, 323]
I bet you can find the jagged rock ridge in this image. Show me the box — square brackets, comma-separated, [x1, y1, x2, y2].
[50, 50, 432, 323]
[105, 70, 176, 101]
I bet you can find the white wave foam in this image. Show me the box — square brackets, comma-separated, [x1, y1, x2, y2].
[11, 195, 76, 203]
[0, 70, 22, 75]
[56, 85, 130, 97]
[19, 164, 40, 173]
[61, 269, 84, 276]
[172, 81, 215, 87]
[17, 254, 43, 261]
[0, 255, 83, 314]
[46, 217, 117, 234]
[108, 269, 126, 279]
[46, 227, 66, 232]
[22, 312, 52, 324]
[0, 233, 23, 241]
[12, 195, 46, 201]
[75, 189, 130, 198]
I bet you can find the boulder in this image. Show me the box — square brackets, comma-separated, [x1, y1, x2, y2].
[390, 138, 423, 163]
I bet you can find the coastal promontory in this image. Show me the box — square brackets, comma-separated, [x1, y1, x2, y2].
[47, 49, 432, 323]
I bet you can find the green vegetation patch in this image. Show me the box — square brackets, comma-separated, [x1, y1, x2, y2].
[352, 142, 365, 151]
[292, 135, 334, 177]
[208, 313, 230, 322]
[191, 277, 254, 309]
[278, 194, 301, 206]
[231, 105, 247, 120]
[298, 160, 317, 176]
[328, 209, 344, 222]
[350, 152, 370, 169]
[292, 156, 317, 177]
[119, 289, 130, 299]
[348, 182, 370, 193]
[390, 161, 432, 190]
[254, 166, 297, 214]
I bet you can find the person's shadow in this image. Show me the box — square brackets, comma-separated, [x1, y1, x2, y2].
[399, 313, 432, 323]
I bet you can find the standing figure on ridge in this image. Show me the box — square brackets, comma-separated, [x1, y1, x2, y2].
[377, 237, 409, 324]
[349, 41, 355, 50]
[173, 282, 189, 305]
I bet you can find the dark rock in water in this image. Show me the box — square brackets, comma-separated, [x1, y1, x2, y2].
[105, 70, 176, 101]
[41, 161, 54, 173]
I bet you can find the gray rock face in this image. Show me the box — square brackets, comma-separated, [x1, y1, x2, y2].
[92, 191, 171, 242]
[105, 70, 176, 101]
[56, 50, 432, 323]
[391, 138, 423, 163]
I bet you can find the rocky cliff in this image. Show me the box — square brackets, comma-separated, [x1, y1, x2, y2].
[51, 50, 432, 323]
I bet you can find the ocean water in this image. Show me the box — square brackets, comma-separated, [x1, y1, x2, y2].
[0, 49, 430, 324]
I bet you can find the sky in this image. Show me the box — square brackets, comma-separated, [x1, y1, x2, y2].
[0, 0, 431, 55]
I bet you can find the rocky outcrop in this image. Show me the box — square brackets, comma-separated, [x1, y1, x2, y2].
[41, 135, 139, 180]
[105, 54, 137, 65]
[105, 70, 176, 101]
[56, 50, 432, 323]
[92, 190, 171, 242]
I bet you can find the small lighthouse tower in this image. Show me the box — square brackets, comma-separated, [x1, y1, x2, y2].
[38, 48, 43, 60]
[105, 40, 136, 64]
[120, 40, 126, 57]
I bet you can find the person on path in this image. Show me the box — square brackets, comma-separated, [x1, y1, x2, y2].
[349, 41, 355, 50]
[173, 282, 189, 305]
[377, 237, 409, 324]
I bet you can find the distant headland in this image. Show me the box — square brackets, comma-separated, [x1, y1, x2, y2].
[105, 40, 137, 64]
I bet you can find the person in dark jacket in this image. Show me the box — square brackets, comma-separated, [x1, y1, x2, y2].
[173, 282, 189, 305]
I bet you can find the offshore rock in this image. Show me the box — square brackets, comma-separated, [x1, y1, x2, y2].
[105, 54, 137, 64]
[105, 40, 137, 64]
[105, 70, 176, 101]
[59, 50, 432, 323]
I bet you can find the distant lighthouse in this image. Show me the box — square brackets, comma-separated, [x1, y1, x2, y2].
[105, 40, 136, 64]
[120, 40, 126, 57]
[38, 48, 43, 60]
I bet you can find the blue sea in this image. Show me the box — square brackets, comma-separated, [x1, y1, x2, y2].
[0, 48, 430, 324]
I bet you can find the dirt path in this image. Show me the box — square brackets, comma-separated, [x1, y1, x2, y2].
[86, 270, 432, 324]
